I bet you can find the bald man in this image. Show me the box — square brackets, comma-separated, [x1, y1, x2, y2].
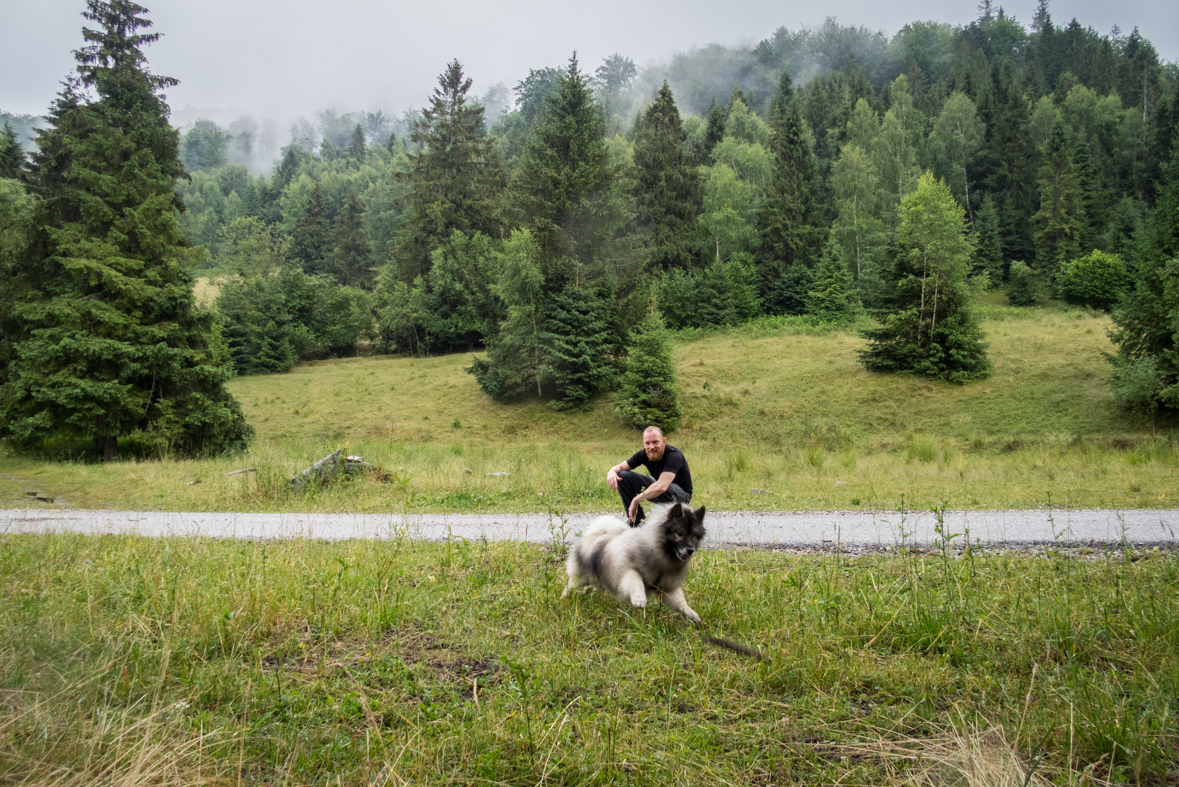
[605, 426, 693, 526]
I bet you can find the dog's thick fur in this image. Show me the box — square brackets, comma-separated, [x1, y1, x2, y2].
[562, 503, 706, 622]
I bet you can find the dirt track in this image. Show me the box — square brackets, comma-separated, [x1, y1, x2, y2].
[3, 507, 1177, 548]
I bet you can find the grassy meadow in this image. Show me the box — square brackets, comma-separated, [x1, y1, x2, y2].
[1, 532, 1175, 785]
[1, 298, 1176, 514]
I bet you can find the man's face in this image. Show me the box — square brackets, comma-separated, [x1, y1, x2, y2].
[643, 430, 666, 460]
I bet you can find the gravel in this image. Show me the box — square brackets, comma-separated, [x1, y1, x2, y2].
[2, 507, 1178, 549]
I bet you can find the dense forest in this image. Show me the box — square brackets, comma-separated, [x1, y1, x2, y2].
[2, 0, 1179, 457]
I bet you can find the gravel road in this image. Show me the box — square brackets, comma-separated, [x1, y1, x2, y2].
[3, 507, 1177, 548]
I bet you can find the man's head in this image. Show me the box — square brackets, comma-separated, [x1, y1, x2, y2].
[642, 426, 666, 460]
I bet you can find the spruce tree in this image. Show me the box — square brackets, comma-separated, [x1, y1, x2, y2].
[347, 123, 366, 159]
[541, 284, 614, 410]
[0, 123, 25, 180]
[513, 53, 613, 289]
[613, 310, 682, 432]
[633, 81, 702, 271]
[1032, 122, 1087, 279]
[291, 181, 330, 274]
[332, 190, 372, 288]
[760, 93, 824, 309]
[973, 193, 1005, 284]
[859, 173, 990, 383]
[0, 0, 252, 459]
[703, 98, 726, 159]
[807, 237, 862, 322]
[396, 60, 503, 281]
[1109, 130, 1179, 411]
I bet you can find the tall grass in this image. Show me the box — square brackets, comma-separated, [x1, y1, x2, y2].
[1, 532, 1175, 785]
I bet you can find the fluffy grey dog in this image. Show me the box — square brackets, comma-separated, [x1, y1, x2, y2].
[562, 503, 706, 622]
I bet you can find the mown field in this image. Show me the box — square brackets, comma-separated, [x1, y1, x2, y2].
[1, 532, 1175, 785]
[1, 299, 1175, 514]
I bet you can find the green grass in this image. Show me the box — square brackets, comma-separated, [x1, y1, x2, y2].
[2, 533, 1175, 785]
[2, 300, 1177, 513]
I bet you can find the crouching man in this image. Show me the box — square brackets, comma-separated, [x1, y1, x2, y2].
[606, 426, 693, 526]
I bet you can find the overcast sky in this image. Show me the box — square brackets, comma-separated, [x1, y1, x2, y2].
[3, 0, 1176, 125]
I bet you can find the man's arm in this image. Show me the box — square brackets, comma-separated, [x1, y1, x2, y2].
[625, 471, 677, 521]
[606, 460, 632, 491]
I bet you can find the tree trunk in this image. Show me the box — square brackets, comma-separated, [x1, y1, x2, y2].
[98, 434, 119, 462]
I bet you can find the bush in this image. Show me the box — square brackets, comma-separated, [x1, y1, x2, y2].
[1057, 250, 1128, 311]
[613, 311, 682, 432]
[1006, 261, 1046, 306]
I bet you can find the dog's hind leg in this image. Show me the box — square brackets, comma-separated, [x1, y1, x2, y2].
[662, 587, 701, 623]
[617, 570, 648, 609]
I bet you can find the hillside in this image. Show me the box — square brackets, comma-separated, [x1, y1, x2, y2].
[2, 301, 1175, 514]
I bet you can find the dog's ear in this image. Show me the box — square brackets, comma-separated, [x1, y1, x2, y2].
[695, 505, 706, 521]
[668, 502, 683, 519]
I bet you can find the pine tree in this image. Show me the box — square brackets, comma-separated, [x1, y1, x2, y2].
[0, 0, 251, 459]
[1032, 122, 1087, 279]
[613, 310, 682, 432]
[973, 193, 1005, 283]
[396, 60, 504, 281]
[332, 190, 372, 288]
[633, 81, 702, 271]
[291, 181, 330, 274]
[541, 284, 614, 410]
[859, 173, 990, 383]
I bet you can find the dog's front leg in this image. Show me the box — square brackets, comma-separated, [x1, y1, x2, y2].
[662, 587, 701, 623]
[618, 570, 647, 609]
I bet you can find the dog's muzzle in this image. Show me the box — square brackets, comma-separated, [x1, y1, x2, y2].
[675, 545, 696, 561]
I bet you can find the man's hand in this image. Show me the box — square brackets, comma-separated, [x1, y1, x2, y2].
[607, 467, 620, 491]
[627, 492, 643, 524]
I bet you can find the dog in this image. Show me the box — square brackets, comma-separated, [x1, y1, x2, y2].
[561, 502, 706, 623]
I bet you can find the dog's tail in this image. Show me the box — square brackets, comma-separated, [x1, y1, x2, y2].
[581, 515, 628, 543]
[703, 635, 764, 661]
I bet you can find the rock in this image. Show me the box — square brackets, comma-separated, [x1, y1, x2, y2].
[463, 468, 473, 475]
[291, 449, 344, 489]
[835, 481, 848, 485]
[224, 468, 256, 477]
[487, 472, 512, 477]
[750, 488, 772, 495]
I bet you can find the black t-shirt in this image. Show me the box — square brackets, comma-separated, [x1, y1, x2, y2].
[625, 445, 692, 496]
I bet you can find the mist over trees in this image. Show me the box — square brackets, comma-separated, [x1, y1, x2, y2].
[4, 0, 1179, 439]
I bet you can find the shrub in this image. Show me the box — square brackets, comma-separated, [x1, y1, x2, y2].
[1057, 250, 1128, 311]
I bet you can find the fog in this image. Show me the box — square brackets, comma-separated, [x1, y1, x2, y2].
[3, 0, 1176, 165]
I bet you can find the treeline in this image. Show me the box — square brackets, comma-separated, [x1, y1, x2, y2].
[159, 3, 1179, 413]
[4, 1, 1179, 460]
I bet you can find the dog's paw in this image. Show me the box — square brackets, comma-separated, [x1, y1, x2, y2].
[630, 593, 647, 609]
[683, 608, 701, 623]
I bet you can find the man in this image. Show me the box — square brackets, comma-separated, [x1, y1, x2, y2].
[606, 426, 693, 526]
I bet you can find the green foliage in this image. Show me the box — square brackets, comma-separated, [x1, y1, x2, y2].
[972, 193, 1005, 283]
[331, 190, 373, 287]
[216, 275, 297, 376]
[760, 94, 824, 302]
[215, 216, 288, 277]
[860, 173, 990, 383]
[1109, 131, 1179, 413]
[468, 229, 547, 399]
[540, 285, 616, 410]
[807, 237, 863, 322]
[1, 0, 251, 459]
[613, 310, 682, 431]
[633, 82, 702, 270]
[0, 123, 25, 179]
[181, 119, 228, 172]
[396, 60, 503, 282]
[1006, 260, 1047, 306]
[1057, 250, 1128, 310]
[1032, 122, 1087, 278]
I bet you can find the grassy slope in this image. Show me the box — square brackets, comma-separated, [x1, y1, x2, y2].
[1, 301, 1176, 512]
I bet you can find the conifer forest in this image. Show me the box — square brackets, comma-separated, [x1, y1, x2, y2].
[2, 0, 1179, 458]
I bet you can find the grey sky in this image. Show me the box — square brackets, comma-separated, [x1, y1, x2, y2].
[3, 0, 1176, 124]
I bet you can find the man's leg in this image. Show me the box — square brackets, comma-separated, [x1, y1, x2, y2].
[649, 483, 691, 505]
[616, 471, 656, 525]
